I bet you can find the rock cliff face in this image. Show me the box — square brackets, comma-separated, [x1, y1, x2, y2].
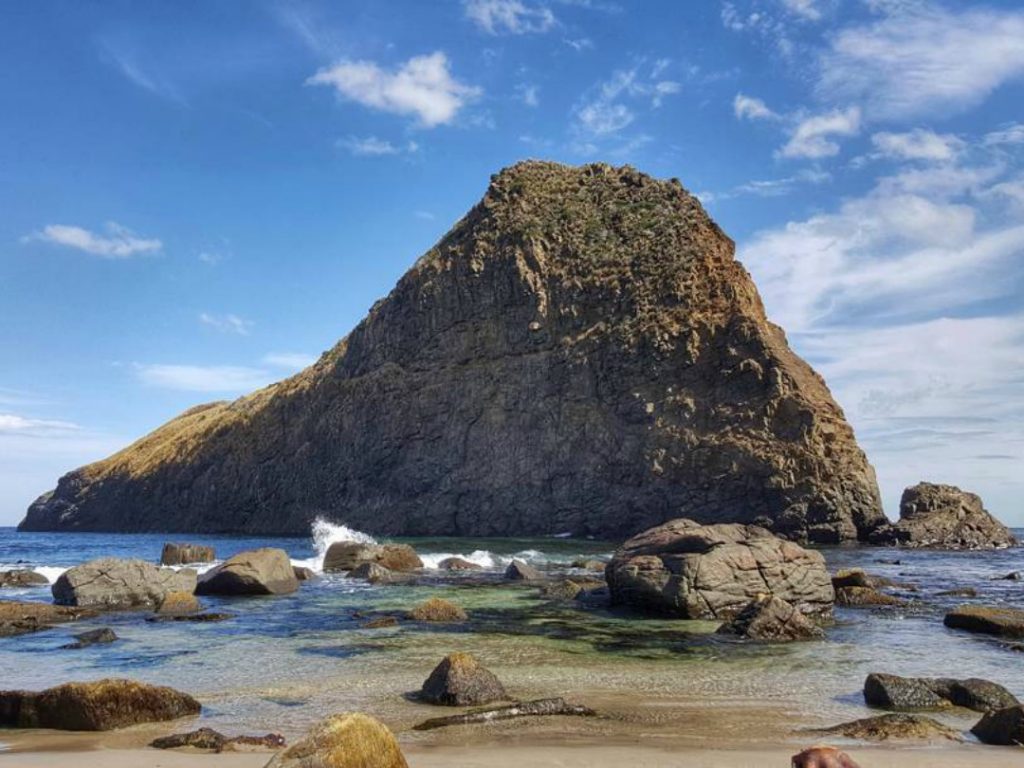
[20, 161, 885, 542]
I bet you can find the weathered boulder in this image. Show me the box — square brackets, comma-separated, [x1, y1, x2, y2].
[0, 569, 49, 588]
[293, 566, 315, 581]
[408, 598, 467, 622]
[870, 482, 1017, 549]
[419, 653, 508, 706]
[864, 673, 1018, 713]
[606, 518, 834, 619]
[437, 557, 483, 571]
[792, 747, 861, 768]
[540, 578, 605, 601]
[346, 562, 393, 584]
[265, 712, 408, 768]
[716, 595, 823, 642]
[60, 627, 118, 649]
[150, 727, 285, 752]
[21, 162, 885, 545]
[831, 569, 907, 591]
[944, 605, 1024, 639]
[835, 587, 905, 607]
[0, 678, 200, 730]
[971, 704, 1024, 746]
[156, 591, 200, 616]
[160, 543, 215, 566]
[196, 548, 298, 596]
[323, 542, 422, 573]
[0, 600, 95, 637]
[571, 559, 607, 572]
[52, 558, 196, 609]
[815, 713, 961, 742]
[504, 559, 543, 581]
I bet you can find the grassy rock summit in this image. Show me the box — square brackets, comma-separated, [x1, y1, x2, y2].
[20, 161, 885, 542]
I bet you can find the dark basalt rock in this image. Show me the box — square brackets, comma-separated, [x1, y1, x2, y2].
[160, 543, 215, 566]
[606, 518, 834, 619]
[864, 673, 1018, 713]
[20, 162, 885, 543]
[716, 595, 824, 642]
[0, 569, 49, 588]
[419, 652, 508, 706]
[150, 727, 285, 752]
[60, 627, 118, 649]
[869, 482, 1017, 549]
[0, 678, 200, 730]
[971, 704, 1024, 746]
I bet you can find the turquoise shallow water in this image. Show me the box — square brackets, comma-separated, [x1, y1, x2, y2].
[0, 525, 1022, 745]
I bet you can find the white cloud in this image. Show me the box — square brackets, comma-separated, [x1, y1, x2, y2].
[818, 5, 1024, 120]
[263, 353, 318, 370]
[563, 37, 593, 51]
[781, 0, 821, 20]
[577, 101, 633, 136]
[779, 106, 860, 159]
[516, 83, 540, 107]
[307, 52, 480, 128]
[733, 93, 779, 121]
[135, 364, 271, 392]
[573, 66, 680, 139]
[870, 129, 964, 162]
[24, 222, 162, 259]
[337, 135, 419, 156]
[199, 312, 252, 336]
[0, 413, 80, 435]
[984, 123, 1024, 147]
[464, 0, 556, 34]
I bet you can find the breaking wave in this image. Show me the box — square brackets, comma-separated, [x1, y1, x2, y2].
[292, 518, 378, 572]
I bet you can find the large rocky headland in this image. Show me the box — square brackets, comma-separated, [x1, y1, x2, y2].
[20, 161, 886, 542]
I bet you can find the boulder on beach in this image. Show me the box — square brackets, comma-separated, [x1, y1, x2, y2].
[0, 569, 49, 588]
[52, 558, 196, 609]
[869, 482, 1017, 549]
[815, 713, 961, 742]
[715, 595, 823, 642]
[606, 518, 834, 619]
[420, 652, 508, 706]
[944, 605, 1024, 639]
[160, 543, 215, 566]
[437, 557, 483, 571]
[0, 600, 95, 637]
[323, 541, 422, 573]
[835, 586, 905, 607]
[156, 591, 200, 616]
[792, 746, 861, 768]
[971, 704, 1024, 746]
[504, 559, 543, 581]
[265, 712, 408, 768]
[196, 548, 298, 596]
[864, 673, 1018, 713]
[60, 627, 118, 649]
[0, 678, 200, 730]
[408, 598, 468, 622]
[346, 562, 393, 584]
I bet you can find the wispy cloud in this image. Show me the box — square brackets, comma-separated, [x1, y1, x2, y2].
[199, 313, 253, 336]
[516, 83, 540, 107]
[573, 64, 681, 139]
[134, 364, 272, 393]
[733, 93, 779, 121]
[98, 39, 186, 105]
[0, 413, 80, 436]
[870, 129, 964, 162]
[464, 0, 556, 35]
[337, 135, 419, 156]
[779, 106, 860, 159]
[818, 4, 1024, 120]
[23, 222, 162, 259]
[307, 52, 480, 128]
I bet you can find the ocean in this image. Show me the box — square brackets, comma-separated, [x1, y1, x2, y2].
[1, 522, 1022, 747]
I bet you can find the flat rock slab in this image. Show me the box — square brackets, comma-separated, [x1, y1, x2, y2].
[0, 600, 96, 637]
[944, 605, 1024, 639]
[813, 713, 962, 742]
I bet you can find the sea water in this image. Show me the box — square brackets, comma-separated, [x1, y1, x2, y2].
[0, 522, 1022, 744]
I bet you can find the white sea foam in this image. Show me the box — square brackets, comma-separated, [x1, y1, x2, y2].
[292, 517, 378, 572]
[418, 550, 498, 570]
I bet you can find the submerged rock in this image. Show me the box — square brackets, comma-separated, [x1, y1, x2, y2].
[571, 559, 607, 572]
[156, 591, 200, 616]
[420, 652, 507, 706]
[437, 557, 483, 571]
[52, 558, 196, 609]
[293, 566, 315, 581]
[21, 162, 884, 544]
[944, 605, 1024, 639]
[864, 673, 1018, 713]
[606, 518, 834, 619]
[0, 600, 95, 637]
[160, 543, 215, 566]
[408, 598, 467, 623]
[791, 746, 861, 768]
[869, 482, 1017, 549]
[504, 559, 543, 581]
[0, 678, 200, 730]
[540, 578, 605, 601]
[815, 713, 961, 742]
[716, 595, 823, 642]
[346, 562, 393, 584]
[835, 586, 905, 607]
[413, 697, 596, 731]
[196, 548, 298, 596]
[0, 569, 49, 588]
[971, 704, 1024, 746]
[60, 627, 118, 649]
[265, 712, 407, 768]
[323, 542, 422, 573]
[150, 727, 285, 752]
[361, 616, 399, 629]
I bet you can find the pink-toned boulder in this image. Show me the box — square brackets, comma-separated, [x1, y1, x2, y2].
[792, 746, 861, 768]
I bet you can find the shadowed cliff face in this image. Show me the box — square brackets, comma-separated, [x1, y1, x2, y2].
[21, 161, 886, 542]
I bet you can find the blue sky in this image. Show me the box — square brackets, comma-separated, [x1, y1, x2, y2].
[2, 0, 1023, 526]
